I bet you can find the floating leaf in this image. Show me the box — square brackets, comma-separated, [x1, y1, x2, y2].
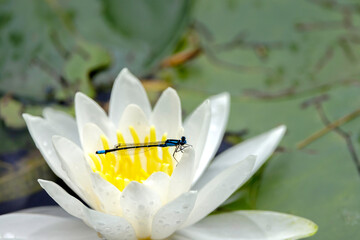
[160, 1, 360, 239]
[0, 96, 24, 129]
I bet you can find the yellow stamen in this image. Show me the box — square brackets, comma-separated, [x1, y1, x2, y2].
[160, 163, 170, 175]
[89, 153, 102, 172]
[116, 131, 126, 146]
[101, 135, 110, 150]
[161, 134, 173, 175]
[89, 126, 176, 191]
[115, 176, 124, 190]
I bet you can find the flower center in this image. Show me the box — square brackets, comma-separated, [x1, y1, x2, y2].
[88, 126, 174, 191]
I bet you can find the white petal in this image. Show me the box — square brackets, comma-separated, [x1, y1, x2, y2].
[82, 123, 106, 155]
[168, 148, 196, 202]
[53, 136, 120, 214]
[43, 108, 80, 146]
[143, 172, 170, 204]
[89, 172, 122, 216]
[109, 68, 151, 126]
[150, 88, 182, 139]
[52, 135, 92, 188]
[38, 180, 137, 240]
[0, 213, 99, 240]
[183, 155, 256, 227]
[22, 115, 87, 205]
[120, 181, 162, 239]
[151, 191, 198, 239]
[75, 92, 116, 147]
[19, 206, 74, 219]
[193, 92, 230, 184]
[52, 135, 97, 208]
[194, 125, 286, 190]
[183, 100, 211, 179]
[178, 210, 318, 240]
[118, 104, 150, 143]
[22, 114, 69, 181]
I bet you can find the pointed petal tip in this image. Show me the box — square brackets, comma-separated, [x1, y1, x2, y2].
[273, 124, 287, 139]
[22, 113, 37, 122]
[22, 113, 30, 119]
[38, 179, 51, 188]
[110, 66, 151, 122]
[163, 87, 177, 94]
[159, 87, 180, 101]
[115, 68, 129, 80]
[273, 211, 318, 238]
[196, 99, 211, 113]
[74, 92, 87, 106]
[304, 220, 318, 237]
[209, 92, 230, 110]
[222, 91, 230, 98]
[276, 124, 287, 133]
[75, 92, 94, 106]
[74, 91, 86, 100]
[211, 92, 230, 101]
[121, 67, 129, 73]
[22, 114, 43, 133]
[311, 222, 319, 236]
[115, 67, 138, 84]
[22, 114, 32, 124]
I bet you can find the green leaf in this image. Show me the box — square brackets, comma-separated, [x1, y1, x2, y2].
[0, 0, 191, 100]
[161, 0, 360, 239]
[63, 40, 111, 98]
[0, 96, 24, 128]
[0, 150, 56, 203]
[64, 0, 192, 85]
[0, 0, 110, 101]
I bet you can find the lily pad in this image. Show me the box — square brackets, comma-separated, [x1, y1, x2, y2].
[0, 0, 191, 101]
[0, 96, 24, 129]
[57, 0, 192, 85]
[159, 0, 360, 239]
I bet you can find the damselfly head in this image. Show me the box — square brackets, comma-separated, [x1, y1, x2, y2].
[180, 136, 187, 145]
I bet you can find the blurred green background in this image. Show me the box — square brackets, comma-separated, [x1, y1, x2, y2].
[1, 0, 360, 239]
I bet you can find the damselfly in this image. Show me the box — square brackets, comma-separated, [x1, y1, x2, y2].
[96, 136, 190, 161]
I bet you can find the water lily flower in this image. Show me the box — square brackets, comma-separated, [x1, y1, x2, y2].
[19, 68, 317, 240]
